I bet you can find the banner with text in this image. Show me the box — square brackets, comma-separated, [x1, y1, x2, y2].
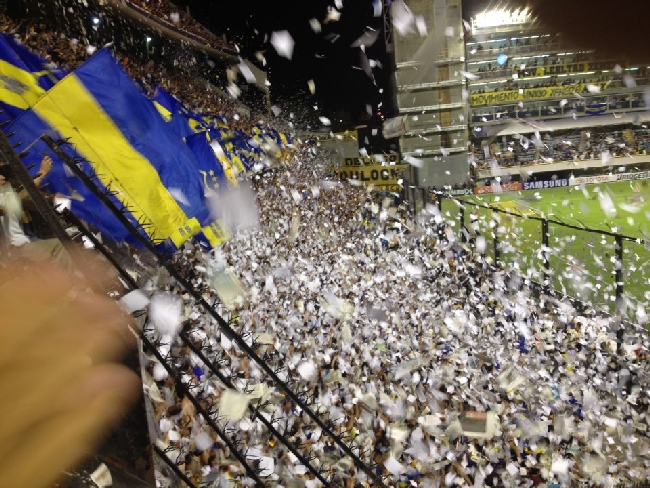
[517, 61, 622, 78]
[470, 82, 611, 107]
[570, 171, 650, 186]
[474, 182, 522, 194]
[335, 155, 406, 191]
[444, 188, 474, 196]
[522, 178, 570, 190]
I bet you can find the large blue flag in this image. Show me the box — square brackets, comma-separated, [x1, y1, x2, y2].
[0, 33, 65, 125]
[4, 112, 148, 245]
[6, 49, 227, 250]
[185, 132, 228, 191]
[151, 86, 204, 138]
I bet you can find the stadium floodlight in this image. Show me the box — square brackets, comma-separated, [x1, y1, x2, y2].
[473, 8, 532, 29]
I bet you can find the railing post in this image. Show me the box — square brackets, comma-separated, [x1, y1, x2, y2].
[437, 190, 443, 213]
[459, 203, 466, 243]
[615, 234, 624, 315]
[542, 218, 550, 292]
[493, 223, 500, 267]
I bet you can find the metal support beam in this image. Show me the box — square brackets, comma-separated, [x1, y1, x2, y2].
[615, 234, 624, 315]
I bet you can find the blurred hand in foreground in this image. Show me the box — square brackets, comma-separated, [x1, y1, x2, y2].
[0, 256, 140, 487]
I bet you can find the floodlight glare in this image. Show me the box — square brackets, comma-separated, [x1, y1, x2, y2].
[474, 8, 531, 29]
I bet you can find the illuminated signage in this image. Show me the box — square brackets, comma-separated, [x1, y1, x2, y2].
[473, 8, 532, 29]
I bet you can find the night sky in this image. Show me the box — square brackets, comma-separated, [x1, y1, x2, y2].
[175, 0, 390, 130]
[174, 1, 515, 131]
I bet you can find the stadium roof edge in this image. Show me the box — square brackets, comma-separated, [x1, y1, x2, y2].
[103, 0, 239, 63]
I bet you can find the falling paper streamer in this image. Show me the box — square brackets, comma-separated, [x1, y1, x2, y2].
[90, 463, 112, 488]
[149, 293, 183, 337]
[219, 389, 250, 420]
[238, 63, 256, 83]
[193, 431, 213, 451]
[384, 456, 405, 476]
[153, 362, 168, 382]
[404, 155, 423, 167]
[209, 267, 247, 310]
[460, 71, 480, 81]
[476, 236, 486, 254]
[390, 0, 415, 35]
[415, 16, 427, 36]
[297, 360, 318, 382]
[551, 458, 570, 475]
[119, 289, 150, 313]
[597, 190, 617, 218]
[309, 18, 321, 33]
[373, 0, 382, 16]
[270, 30, 295, 59]
[209, 181, 260, 231]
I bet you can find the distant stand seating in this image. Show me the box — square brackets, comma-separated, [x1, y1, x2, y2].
[124, 0, 232, 51]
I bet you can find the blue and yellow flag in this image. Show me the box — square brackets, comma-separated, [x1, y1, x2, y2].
[152, 86, 206, 138]
[0, 33, 64, 125]
[185, 132, 228, 192]
[3, 115, 144, 244]
[7, 49, 226, 250]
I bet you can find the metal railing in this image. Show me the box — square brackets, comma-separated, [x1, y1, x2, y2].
[40, 136, 387, 487]
[428, 190, 649, 329]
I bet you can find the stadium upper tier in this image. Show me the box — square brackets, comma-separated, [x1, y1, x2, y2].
[465, 21, 650, 130]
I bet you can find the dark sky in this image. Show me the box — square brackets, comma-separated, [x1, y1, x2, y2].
[175, 0, 390, 129]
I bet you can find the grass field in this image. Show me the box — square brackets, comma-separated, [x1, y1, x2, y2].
[441, 180, 650, 322]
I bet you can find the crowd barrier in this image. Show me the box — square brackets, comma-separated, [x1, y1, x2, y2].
[424, 188, 649, 329]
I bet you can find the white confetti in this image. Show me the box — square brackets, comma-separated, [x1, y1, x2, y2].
[149, 293, 183, 337]
[390, 0, 415, 35]
[309, 18, 321, 33]
[297, 360, 317, 382]
[89, 464, 112, 488]
[270, 30, 295, 59]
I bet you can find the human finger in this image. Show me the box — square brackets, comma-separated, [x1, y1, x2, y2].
[0, 272, 136, 365]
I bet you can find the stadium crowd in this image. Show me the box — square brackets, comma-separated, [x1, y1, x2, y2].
[133, 145, 650, 487]
[125, 0, 231, 50]
[470, 76, 613, 95]
[472, 128, 650, 169]
[2, 3, 650, 488]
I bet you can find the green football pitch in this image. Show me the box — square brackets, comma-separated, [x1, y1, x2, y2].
[441, 180, 650, 322]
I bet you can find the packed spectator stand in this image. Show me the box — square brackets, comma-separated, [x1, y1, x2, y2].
[471, 127, 650, 169]
[2, 3, 650, 488]
[125, 0, 232, 51]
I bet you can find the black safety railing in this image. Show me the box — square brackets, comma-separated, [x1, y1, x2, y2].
[429, 189, 649, 331]
[39, 135, 387, 487]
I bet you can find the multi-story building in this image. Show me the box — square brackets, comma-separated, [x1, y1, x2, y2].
[464, 6, 650, 181]
[390, 2, 650, 190]
[391, 0, 470, 190]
